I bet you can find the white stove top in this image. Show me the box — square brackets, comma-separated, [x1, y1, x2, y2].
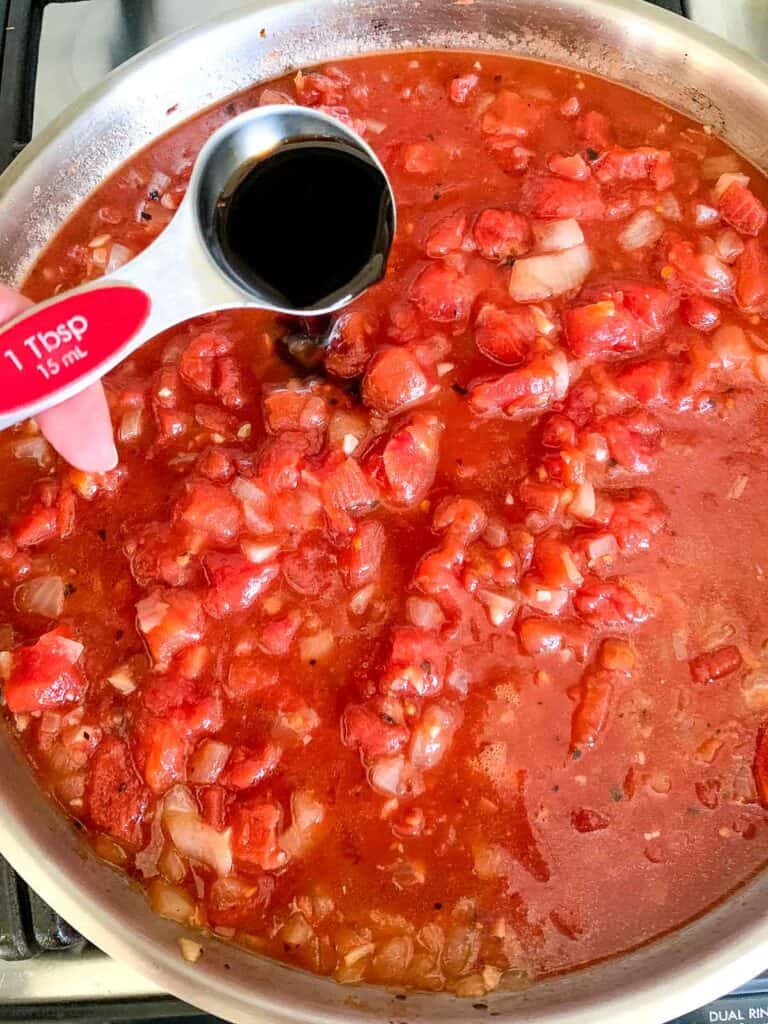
[4, 0, 766, 1015]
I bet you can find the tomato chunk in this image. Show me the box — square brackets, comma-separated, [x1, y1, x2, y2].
[754, 723, 768, 809]
[718, 181, 767, 237]
[519, 174, 605, 220]
[363, 348, 430, 416]
[473, 209, 531, 261]
[689, 645, 743, 684]
[5, 631, 85, 713]
[85, 737, 150, 847]
[135, 589, 205, 667]
[474, 303, 536, 364]
[204, 552, 279, 618]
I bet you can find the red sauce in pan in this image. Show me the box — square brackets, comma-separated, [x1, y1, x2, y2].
[1, 51, 767, 995]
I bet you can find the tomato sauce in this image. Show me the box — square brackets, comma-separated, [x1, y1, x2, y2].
[2, 51, 768, 996]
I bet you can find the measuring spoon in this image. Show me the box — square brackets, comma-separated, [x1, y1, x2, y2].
[0, 105, 396, 431]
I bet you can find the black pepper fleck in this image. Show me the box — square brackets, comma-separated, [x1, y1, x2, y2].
[586, 147, 600, 162]
[64, 582, 76, 597]
[96, 528, 107, 541]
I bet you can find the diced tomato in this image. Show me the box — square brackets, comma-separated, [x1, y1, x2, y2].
[142, 672, 203, 716]
[342, 696, 409, 761]
[448, 73, 479, 105]
[480, 90, 541, 137]
[341, 520, 385, 587]
[473, 209, 531, 261]
[735, 238, 768, 312]
[608, 489, 666, 553]
[200, 785, 229, 830]
[571, 807, 610, 832]
[225, 656, 277, 701]
[689, 645, 743, 684]
[601, 411, 661, 473]
[594, 147, 674, 190]
[206, 875, 274, 929]
[542, 414, 578, 450]
[534, 536, 583, 590]
[230, 799, 285, 874]
[84, 737, 149, 847]
[425, 211, 469, 257]
[518, 616, 590, 660]
[563, 300, 642, 358]
[179, 332, 232, 393]
[139, 718, 188, 793]
[381, 626, 446, 697]
[519, 174, 605, 220]
[548, 153, 590, 181]
[680, 296, 721, 331]
[259, 610, 302, 657]
[754, 722, 768, 809]
[362, 348, 430, 415]
[282, 535, 337, 595]
[574, 578, 651, 628]
[718, 181, 767, 237]
[135, 588, 205, 667]
[468, 351, 568, 418]
[616, 360, 674, 405]
[223, 742, 282, 789]
[215, 355, 248, 409]
[263, 383, 329, 437]
[127, 523, 199, 588]
[570, 668, 617, 751]
[295, 69, 348, 107]
[517, 477, 563, 517]
[321, 456, 379, 531]
[5, 631, 85, 713]
[175, 480, 242, 545]
[324, 311, 376, 379]
[664, 240, 734, 299]
[12, 505, 59, 547]
[474, 303, 536, 364]
[203, 551, 278, 618]
[409, 263, 476, 323]
[376, 413, 443, 507]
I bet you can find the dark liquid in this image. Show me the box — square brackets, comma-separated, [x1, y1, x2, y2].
[215, 141, 393, 310]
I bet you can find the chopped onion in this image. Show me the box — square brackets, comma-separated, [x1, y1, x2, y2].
[147, 170, 171, 195]
[0, 651, 12, 680]
[189, 739, 231, 784]
[532, 219, 584, 253]
[349, 584, 375, 616]
[105, 243, 134, 275]
[280, 913, 315, 947]
[711, 324, 752, 369]
[148, 879, 196, 925]
[508, 244, 592, 302]
[693, 203, 719, 228]
[106, 664, 136, 694]
[136, 593, 170, 634]
[118, 408, 144, 443]
[701, 153, 742, 180]
[10, 435, 52, 467]
[299, 629, 334, 663]
[280, 791, 325, 859]
[178, 937, 204, 963]
[164, 810, 232, 876]
[372, 935, 414, 979]
[409, 704, 460, 769]
[365, 118, 387, 134]
[14, 576, 64, 618]
[569, 481, 596, 521]
[713, 171, 750, 200]
[240, 537, 280, 564]
[716, 228, 744, 263]
[406, 596, 444, 630]
[258, 88, 295, 106]
[657, 192, 682, 221]
[478, 590, 517, 627]
[88, 233, 112, 249]
[549, 350, 570, 399]
[164, 784, 198, 815]
[618, 209, 664, 251]
[743, 669, 768, 709]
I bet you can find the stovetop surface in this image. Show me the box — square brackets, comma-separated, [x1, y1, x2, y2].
[2, 0, 768, 1021]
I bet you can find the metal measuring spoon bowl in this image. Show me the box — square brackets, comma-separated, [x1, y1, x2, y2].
[0, 105, 396, 431]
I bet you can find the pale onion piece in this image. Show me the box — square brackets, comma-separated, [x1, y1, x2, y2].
[163, 784, 198, 815]
[147, 170, 171, 195]
[87, 233, 112, 249]
[657, 192, 682, 221]
[478, 589, 517, 628]
[365, 118, 387, 134]
[711, 324, 753, 369]
[549, 350, 570, 399]
[693, 204, 719, 228]
[164, 811, 232, 877]
[299, 629, 334, 663]
[569, 480, 596, 521]
[231, 475, 269, 507]
[57, 636, 84, 664]
[240, 538, 280, 564]
[105, 243, 134, 275]
[531, 218, 584, 253]
[10, 435, 52, 467]
[447, 666, 470, 695]
[280, 913, 316, 947]
[118, 408, 144, 444]
[473, 842, 515, 880]
[716, 228, 745, 263]
[0, 651, 12, 680]
[106, 664, 136, 694]
[148, 879, 196, 925]
[14, 575, 65, 618]
[743, 669, 768, 709]
[508, 244, 592, 302]
[40, 710, 62, 734]
[343, 942, 376, 968]
[702, 153, 742, 180]
[754, 352, 768, 383]
[726, 474, 749, 501]
[699, 253, 735, 294]
[618, 209, 664, 251]
[188, 739, 231, 785]
[483, 518, 509, 548]
[713, 171, 750, 199]
[159, 845, 187, 884]
[530, 304, 557, 336]
[136, 593, 170, 634]
[280, 791, 326, 859]
[258, 87, 295, 105]
[372, 935, 414, 979]
[409, 704, 459, 769]
[349, 584, 375, 616]
[369, 755, 407, 797]
[327, 410, 368, 450]
[178, 937, 204, 963]
[135, 810, 166, 879]
[406, 596, 445, 630]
